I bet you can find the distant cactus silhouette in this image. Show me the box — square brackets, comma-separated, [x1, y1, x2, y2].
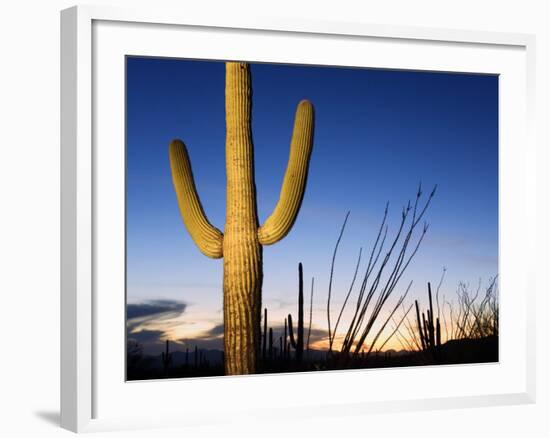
[283, 317, 288, 359]
[288, 263, 305, 363]
[262, 308, 268, 361]
[269, 327, 274, 360]
[415, 282, 441, 361]
[169, 62, 314, 375]
[161, 340, 172, 374]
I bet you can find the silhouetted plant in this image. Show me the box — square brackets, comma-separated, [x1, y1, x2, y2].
[161, 339, 172, 374]
[288, 263, 305, 363]
[262, 308, 268, 361]
[415, 283, 441, 362]
[326, 184, 436, 362]
[453, 277, 498, 340]
[127, 339, 144, 370]
[306, 276, 314, 355]
[269, 327, 274, 360]
[398, 274, 499, 362]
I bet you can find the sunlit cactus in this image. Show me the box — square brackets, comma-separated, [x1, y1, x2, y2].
[169, 62, 315, 375]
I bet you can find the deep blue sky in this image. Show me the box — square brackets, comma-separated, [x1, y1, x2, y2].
[126, 57, 498, 353]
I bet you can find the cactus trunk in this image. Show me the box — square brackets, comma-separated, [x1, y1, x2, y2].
[222, 63, 263, 375]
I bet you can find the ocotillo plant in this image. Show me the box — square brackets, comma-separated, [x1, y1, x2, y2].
[161, 340, 172, 374]
[326, 184, 436, 362]
[452, 277, 498, 340]
[415, 282, 441, 362]
[169, 62, 314, 375]
[288, 263, 305, 363]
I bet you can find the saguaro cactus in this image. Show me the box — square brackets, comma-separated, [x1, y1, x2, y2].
[169, 62, 315, 375]
[415, 282, 441, 362]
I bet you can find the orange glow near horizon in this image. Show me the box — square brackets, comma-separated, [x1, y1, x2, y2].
[128, 298, 463, 356]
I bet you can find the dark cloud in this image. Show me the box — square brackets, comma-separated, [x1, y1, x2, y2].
[126, 299, 189, 354]
[128, 329, 165, 344]
[206, 323, 224, 336]
[178, 323, 225, 350]
[127, 299, 187, 320]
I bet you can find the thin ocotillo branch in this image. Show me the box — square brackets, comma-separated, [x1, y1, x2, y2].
[365, 282, 413, 358]
[435, 267, 446, 321]
[402, 305, 423, 351]
[330, 247, 362, 351]
[446, 300, 455, 341]
[377, 302, 414, 353]
[327, 211, 350, 353]
[341, 205, 388, 352]
[442, 293, 449, 343]
[306, 276, 314, 352]
[392, 317, 417, 352]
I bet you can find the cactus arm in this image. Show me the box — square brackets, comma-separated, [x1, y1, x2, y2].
[169, 139, 224, 259]
[258, 100, 314, 245]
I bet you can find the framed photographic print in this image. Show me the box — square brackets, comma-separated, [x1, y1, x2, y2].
[61, 5, 536, 433]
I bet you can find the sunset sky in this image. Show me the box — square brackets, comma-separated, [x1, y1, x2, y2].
[126, 57, 498, 356]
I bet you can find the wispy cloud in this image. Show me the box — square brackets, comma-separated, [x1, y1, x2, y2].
[127, 299, 187, 330]
[128, 329, 165, 344]
[127, 299, 189, 352]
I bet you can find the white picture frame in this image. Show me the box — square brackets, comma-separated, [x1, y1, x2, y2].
[60, 4, 537, 433]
